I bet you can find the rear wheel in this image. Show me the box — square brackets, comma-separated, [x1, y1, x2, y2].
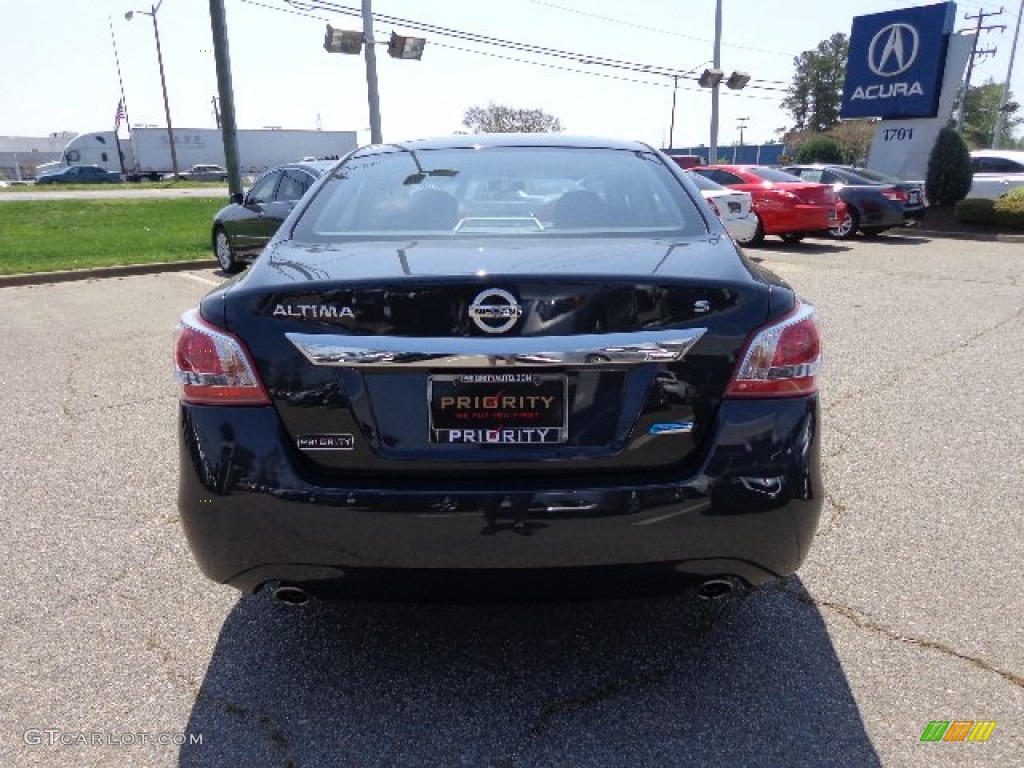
[780, 232, 805, 243]
[734, 213, 765, 246]
[213, 227, 242, 274]
[829, 207, 859, 239]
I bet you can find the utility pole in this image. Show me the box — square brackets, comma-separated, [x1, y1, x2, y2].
[956, 7, 1006, 129]
[669, 75, 679, 149]
[737, 116, 749, 147]
[993, 0, 1023, 147]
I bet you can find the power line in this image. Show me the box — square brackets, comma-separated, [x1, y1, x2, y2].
[241, 0, 786, 101]
[427, 39, 782, 101]
[524, 0, 796, 59]
[277, 0, 788, 92]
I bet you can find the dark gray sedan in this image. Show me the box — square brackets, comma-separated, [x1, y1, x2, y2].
[176, 134, 824, 605]
[35, 165, 122, 184]
[782, 164, 927, 239]
[211, 160, 335, 273]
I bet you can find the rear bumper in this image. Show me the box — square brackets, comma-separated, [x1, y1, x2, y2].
[178, 397, 823, 594]
[903, 205, 928, 222]
[760, 205, 835, 234]
[723, 212, 759, 242]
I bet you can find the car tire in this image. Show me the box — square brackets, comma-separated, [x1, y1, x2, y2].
[734, 213, 765, 246]
[860, 227, 888, 237]
[780, 232, 805, 243]
[829, 206, 859, 239]
[213, 227, 242, 274]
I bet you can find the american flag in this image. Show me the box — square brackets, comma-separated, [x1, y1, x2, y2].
[114, 99, 126, 130]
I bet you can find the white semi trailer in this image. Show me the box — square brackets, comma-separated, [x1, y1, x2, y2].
[35, 127, 358, 180]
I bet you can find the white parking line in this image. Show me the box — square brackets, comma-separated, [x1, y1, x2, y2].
[174, 272, 222, 287]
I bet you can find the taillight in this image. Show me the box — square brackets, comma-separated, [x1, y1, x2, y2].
[173, 307, 270, 405]
[881, 187, 908, 202]
[726, 301, 821, 398]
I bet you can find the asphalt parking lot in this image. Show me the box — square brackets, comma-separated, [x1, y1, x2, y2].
[1, 232, 1021, 767]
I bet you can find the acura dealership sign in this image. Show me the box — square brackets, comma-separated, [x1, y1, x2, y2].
[841, 2, 957, 119]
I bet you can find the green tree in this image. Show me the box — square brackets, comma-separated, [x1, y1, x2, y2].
[462, 103, 563, 133]
[783, 33, 849, 133]
[925, 127, 973, 206]
[962, 79, 1023, 148]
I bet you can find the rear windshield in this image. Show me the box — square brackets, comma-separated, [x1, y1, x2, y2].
[849, 167, 898, 183]
[292, 146, 706, 241]
[747, 167, 806, 183]
[685, 170, 726, 191]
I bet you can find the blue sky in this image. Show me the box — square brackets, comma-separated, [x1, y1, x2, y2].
[2, 0, 1020, 148]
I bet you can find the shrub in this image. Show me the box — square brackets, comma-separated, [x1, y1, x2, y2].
[954, 198, 995, 223]
[796, 136, 848, 164]
[925, 127, 973, 205]
[954, 195, 1024, 229]
[993, 194, 1024, 229]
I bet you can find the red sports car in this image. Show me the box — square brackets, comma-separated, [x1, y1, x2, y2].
[690, 165, 839, 245]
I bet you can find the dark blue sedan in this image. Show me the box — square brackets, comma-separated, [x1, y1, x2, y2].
[35, 165, 122, 184]
[782, 164, 927, 239]
[175, 134, 824, 605]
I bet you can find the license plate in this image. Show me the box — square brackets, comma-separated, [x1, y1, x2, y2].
[428, 373, 567, 444]
[908, 191, 920, 204]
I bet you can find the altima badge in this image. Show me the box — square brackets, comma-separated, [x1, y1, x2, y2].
[273, 304, 355, 320]
[469, 288, 522, 334]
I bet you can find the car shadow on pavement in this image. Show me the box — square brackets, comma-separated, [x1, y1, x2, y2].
[849, 233, 933, 246]
[179, 577, 880, 767]
[746, 240, 852, 255]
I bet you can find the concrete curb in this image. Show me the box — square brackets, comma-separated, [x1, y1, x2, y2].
[911, 228, 1024, 243]
[0, 259, 220, 288]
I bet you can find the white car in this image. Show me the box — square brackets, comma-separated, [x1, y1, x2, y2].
[685, 170, 759, 243]
[968, 150, 1024, 200]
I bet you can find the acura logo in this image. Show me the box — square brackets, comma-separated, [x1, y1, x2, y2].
[469, 288, 522, 334]
[868, 23, 919, 77]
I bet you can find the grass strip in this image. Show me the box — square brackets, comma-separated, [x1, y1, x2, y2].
[0, 197, 224, 274]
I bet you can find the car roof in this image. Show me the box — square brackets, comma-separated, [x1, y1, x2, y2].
[783, 163, 849, 169]
[273, 160, 337, 174]
[690, 164, 756, 171]
[353, 133, 655, 156]
[970, 149, 1024, 160]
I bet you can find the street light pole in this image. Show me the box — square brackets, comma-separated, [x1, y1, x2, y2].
[126, 1, 178, 178]
[710, 0, 722, 164]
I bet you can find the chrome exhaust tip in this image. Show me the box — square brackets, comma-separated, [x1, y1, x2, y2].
[697, 577, 737, 601]
[272, 584, 310, 606]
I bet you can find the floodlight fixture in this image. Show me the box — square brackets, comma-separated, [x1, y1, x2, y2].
[324, 24, 363, 54]
[388, 32, 426, 60]
[726, 71, 751, 90]
[698, 68, 724, 88]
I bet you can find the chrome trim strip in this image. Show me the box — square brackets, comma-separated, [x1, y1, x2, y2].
[286, 328, 707, 368]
